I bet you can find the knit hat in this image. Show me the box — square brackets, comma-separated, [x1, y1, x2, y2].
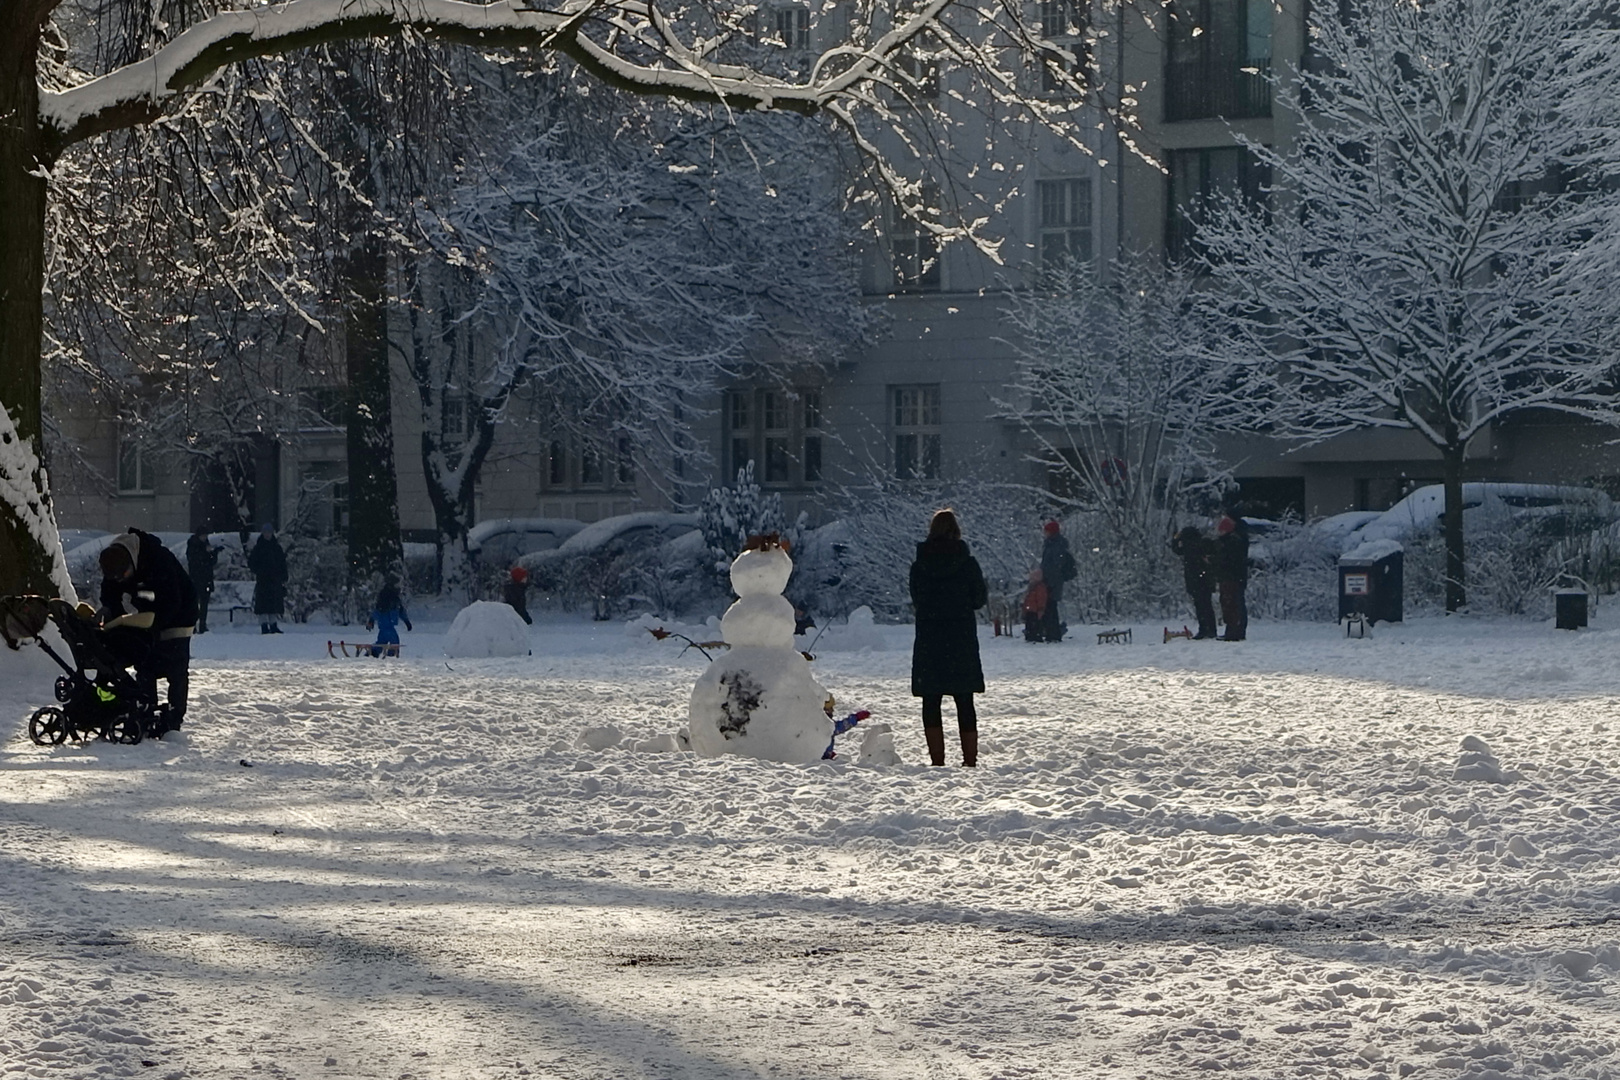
[510, 566, 528, 583]
[1043, 520, 1060, 536]
[1216, 516, 1236, 535]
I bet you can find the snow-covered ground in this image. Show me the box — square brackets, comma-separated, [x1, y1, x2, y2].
[3, 609, 1619, 1079]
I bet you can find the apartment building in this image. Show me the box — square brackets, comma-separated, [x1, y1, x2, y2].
[50, 0, 1620, 542]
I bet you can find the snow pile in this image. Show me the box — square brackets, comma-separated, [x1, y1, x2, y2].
[1453, 734, 1517, 784]
[443, 601, 530, 658]
[816, 605, 890, 652]
[857, 722, 902, 765]
[689, 544, 831, 763]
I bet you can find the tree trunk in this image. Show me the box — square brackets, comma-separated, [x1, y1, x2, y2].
[336, 44, 403, 589]
[1441, 444, 1467, 613]
[0, 27, 73, 599]
[342, 230, 404, 587]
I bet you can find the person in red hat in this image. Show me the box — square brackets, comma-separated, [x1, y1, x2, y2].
[1213, 511, 1249, 641]
[503, 565, 534, 625]
[1037, 519, 1076, 642]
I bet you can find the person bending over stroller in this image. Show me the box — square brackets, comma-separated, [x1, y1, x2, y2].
[366, 578, 412, 656]
[95, 529, 197, 733]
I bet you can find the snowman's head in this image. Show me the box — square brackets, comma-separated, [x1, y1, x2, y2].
[730, 544, 793, 597]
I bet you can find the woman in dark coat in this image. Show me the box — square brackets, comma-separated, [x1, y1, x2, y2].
[910, 508, 989, 767]
[247, 523, 288, 634]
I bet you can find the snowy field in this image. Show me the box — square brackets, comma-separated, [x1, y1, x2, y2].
[3, 609, 1620, 1079]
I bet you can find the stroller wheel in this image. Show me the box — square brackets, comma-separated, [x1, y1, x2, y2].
[54, 675, 74, 703]
[105, 713, 144, 746]
[28, 706, 67, 746]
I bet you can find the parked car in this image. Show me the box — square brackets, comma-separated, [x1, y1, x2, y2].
[466, 517, 586, 569]
[1339, 483, 1615, 552]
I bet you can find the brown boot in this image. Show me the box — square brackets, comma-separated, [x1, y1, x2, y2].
[924, 726, 946, 766]
[960, 729, 978, 768]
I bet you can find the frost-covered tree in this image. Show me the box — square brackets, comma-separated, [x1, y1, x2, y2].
[396, 61, 866, 598]
[1, 0, 1152, 596]
[1193, 0, 1620, 612]
[998, 255, 1238, 591]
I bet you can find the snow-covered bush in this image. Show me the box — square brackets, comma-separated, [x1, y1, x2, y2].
[281, 534, 352, 624]
[1399, 511, 1604, 618]
[1244, 518, 1340, 624]
[699, 462, 797, 581]
[822, 479, 1049, 622]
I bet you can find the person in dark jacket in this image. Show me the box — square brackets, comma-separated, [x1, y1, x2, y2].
[1213, 513, 1250, 641]
[503, 566, 533, 625]
[185, 527, 220, 634]
[1038, 520, 1075, 643]
[910, 508, 989, 767]
[247, 523, 288, 634]
[97, 528, 197, 732]
[1170, 526, 1218, 639]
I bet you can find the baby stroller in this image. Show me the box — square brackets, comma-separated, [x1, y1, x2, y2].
[1, 595, 155, 746]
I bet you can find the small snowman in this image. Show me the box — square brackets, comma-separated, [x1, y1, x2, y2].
[688, 535, 832, 763]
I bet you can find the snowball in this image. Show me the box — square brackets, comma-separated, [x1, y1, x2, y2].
[729, 545, 793, 597]
[688, 646, 831, 764]
[721, 593, 796, 648]
[857, 723, 902, 766]
[444, 601, 531, 658]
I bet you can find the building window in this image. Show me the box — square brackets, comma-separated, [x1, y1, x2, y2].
[547, 440, 567, 486]
[776, 5, 810, 50]
[727, 387, 826, 485]
[727, 390, 754, 478]
[442, 390, 467, 448]
[890, 191, 941, 293]
[1166, 146, 1270, 263]
[580, 443, 604, 486]
[803, 390, 824, 483]
[116, 428, 154, 495]
[1039, 0, 1088, 95]
[1164, 0, 1271, 122]
[1038, 177, 1093, 270]
[891, 385, 941, 480]
[896, 30, 940, 101]
[616, 437, 635, 485]
[762, 391, 792, 484]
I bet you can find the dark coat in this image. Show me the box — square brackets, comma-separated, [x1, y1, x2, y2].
[186, 534, 218, 588]
[248, 535, 288, 615]
[100, 529, 197, 636]
[909, 538, 988, 697]
[502, 580, 532, 625]
[1170, 527, 1212, 593]
[1213, 520, 1250, 585]
[1040, 533, 1075, 600]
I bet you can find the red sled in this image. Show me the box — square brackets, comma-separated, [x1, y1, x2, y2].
[327, 640, 403, 658]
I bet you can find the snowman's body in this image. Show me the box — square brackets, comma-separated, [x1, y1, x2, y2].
[689, 545, 832, 763]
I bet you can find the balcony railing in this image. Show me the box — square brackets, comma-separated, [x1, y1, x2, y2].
[1164, 58, 1271, 122]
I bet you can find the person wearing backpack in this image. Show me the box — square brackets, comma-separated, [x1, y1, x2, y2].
[1038, 520, 1076, 643]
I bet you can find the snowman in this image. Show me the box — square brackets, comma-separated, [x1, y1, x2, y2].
[688, 536, 832, 763]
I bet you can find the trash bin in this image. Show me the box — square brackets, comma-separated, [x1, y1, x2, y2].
[1554, 588, 1588, 630]
[1338, 540, 1403, 626]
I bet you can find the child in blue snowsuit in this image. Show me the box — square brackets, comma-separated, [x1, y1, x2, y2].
[366, 580, 412, 656]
